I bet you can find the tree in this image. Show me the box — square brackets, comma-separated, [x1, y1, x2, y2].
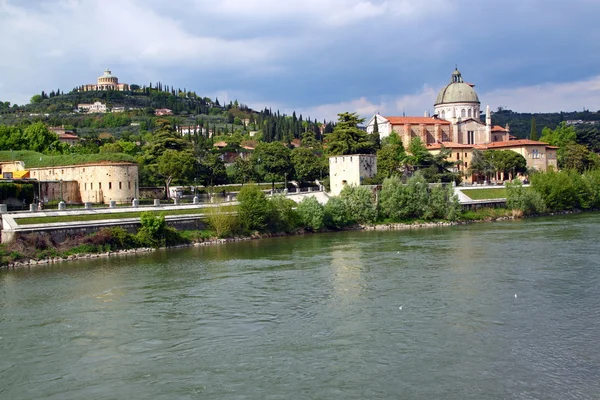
[23, 122, 60, 153]
[325, 112, 374, 155]
[296, 196, 325, 231]
[237, 185, 269, 232]
[291, 147, 326, 183]
[485, 150, 527, 180]
[339, 185, 377, 224]
[197, 153, 227, 187]
[530, 116, 538, 141]
[30, 94, 42, 104]
[540, 122, 576, 147]
[251, 142, 292, 185]
[559, 143, 599, 172]
[157, 150, 195, 198]
[376, 141, 406, 179]
[468, 149, 494, 182]
[232, 157, 255, 184]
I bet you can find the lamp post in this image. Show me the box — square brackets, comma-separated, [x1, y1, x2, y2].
[60, 178, 63, 202]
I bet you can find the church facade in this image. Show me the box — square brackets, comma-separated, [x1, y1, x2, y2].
[365, 68, 557, 177]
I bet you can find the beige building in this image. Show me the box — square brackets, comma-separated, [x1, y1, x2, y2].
[0, 161, 139, 204]
[329, 154, 377, 196]
[79, 69, 130, 92]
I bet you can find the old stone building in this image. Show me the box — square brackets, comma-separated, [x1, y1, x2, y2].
[329, 155, 377, 196]
[0, 161, 139, 204]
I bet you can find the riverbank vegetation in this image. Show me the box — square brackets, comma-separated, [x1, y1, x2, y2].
[4, 167, 600, 267]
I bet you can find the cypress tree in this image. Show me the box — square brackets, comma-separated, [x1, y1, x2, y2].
[530, 116, 538, 141]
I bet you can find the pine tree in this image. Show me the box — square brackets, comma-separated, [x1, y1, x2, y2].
[373, 116, 379, 134]
[530, 116, 538, 141]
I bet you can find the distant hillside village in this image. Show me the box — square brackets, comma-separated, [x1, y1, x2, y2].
[0, 67, 599, 209]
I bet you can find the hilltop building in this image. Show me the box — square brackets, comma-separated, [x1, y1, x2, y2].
[79, 69, 129, 92]
[365, 68, 558, 177]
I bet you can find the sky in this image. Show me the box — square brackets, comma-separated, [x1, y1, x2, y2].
[1, 0, 600, 122]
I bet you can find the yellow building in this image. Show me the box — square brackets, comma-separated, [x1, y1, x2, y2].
[0, 161, 138, 204]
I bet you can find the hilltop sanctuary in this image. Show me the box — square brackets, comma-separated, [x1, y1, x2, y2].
[78, 69, 129, 92]
[365, 68, 558, 177]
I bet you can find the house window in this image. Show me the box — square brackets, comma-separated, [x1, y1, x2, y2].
[99, 182, 102, 190]
[85, 183, 87, 190]
[119, 182, 122, 190]
[468, 109, 472, 118]
[91, 183, 93, 190]
[128, 181, 131, 190]
[456, 153, 460, 160]
[109, 182, 112, 190]
[461, 109, 466, 118]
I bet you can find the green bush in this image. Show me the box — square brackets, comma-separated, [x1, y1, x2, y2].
[531, 170, 584, 211]
[506, 180, 546, 215]
[237, 185, 269, 232]
[297, 196, 325, 231]
[339, 185, 376, 224]
[267, 195, 300, 233]
[324, 196, 353, 229]
[136, 212, 187, 247]
[206, 203, 239, 237]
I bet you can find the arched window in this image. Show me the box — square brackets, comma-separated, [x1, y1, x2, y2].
[441, 110, 446, 119]
[468, 109, 472, 118]
[461, 109, 466, 118]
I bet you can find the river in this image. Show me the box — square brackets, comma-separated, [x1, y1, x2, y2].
[1, 213, 600, 399]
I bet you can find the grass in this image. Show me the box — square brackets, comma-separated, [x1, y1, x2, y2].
[0, 150, 135, 168]
[460, 188, 507, 200]
[459, 208, 513, 220]
[14, 205, 238, 225]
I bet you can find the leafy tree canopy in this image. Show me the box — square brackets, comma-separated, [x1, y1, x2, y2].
[325, 112, 374, 156]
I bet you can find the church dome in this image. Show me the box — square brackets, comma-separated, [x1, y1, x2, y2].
[434, 68, 480, 105]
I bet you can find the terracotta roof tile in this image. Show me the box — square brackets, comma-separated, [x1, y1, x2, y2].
[477, 139, 553, 149]
[384, 116, 450, 125]
[492, 125, 508, 132]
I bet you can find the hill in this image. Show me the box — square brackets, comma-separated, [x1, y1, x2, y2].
[0, 85, 328, 143]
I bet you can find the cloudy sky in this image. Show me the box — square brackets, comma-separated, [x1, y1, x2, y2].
[1, 0, 600, 122]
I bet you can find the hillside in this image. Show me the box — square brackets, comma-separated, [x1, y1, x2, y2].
[488, 108, 600, 138]
[0, 86, 328, 143]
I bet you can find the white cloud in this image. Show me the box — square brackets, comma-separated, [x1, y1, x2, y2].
[293, 86, 437, 122]
[483, 76, 600, 113]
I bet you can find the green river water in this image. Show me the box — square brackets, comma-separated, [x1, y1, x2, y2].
[1, 213, 600, 399]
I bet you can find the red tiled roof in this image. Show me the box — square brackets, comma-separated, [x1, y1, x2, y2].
[213, 141, 227, 147]
[492, 125, 508, 132]
[291, 138, 301, 147]
[475, 139, 553, 149]
[384, 116, 450, 125]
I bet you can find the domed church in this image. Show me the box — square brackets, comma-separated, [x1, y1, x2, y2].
[365, 68, 558, 176]
[79, 69, 130, 92]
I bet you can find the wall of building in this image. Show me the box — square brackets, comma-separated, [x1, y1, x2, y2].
[1, 163, 139, 204]
[329, 155, 377, 196]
